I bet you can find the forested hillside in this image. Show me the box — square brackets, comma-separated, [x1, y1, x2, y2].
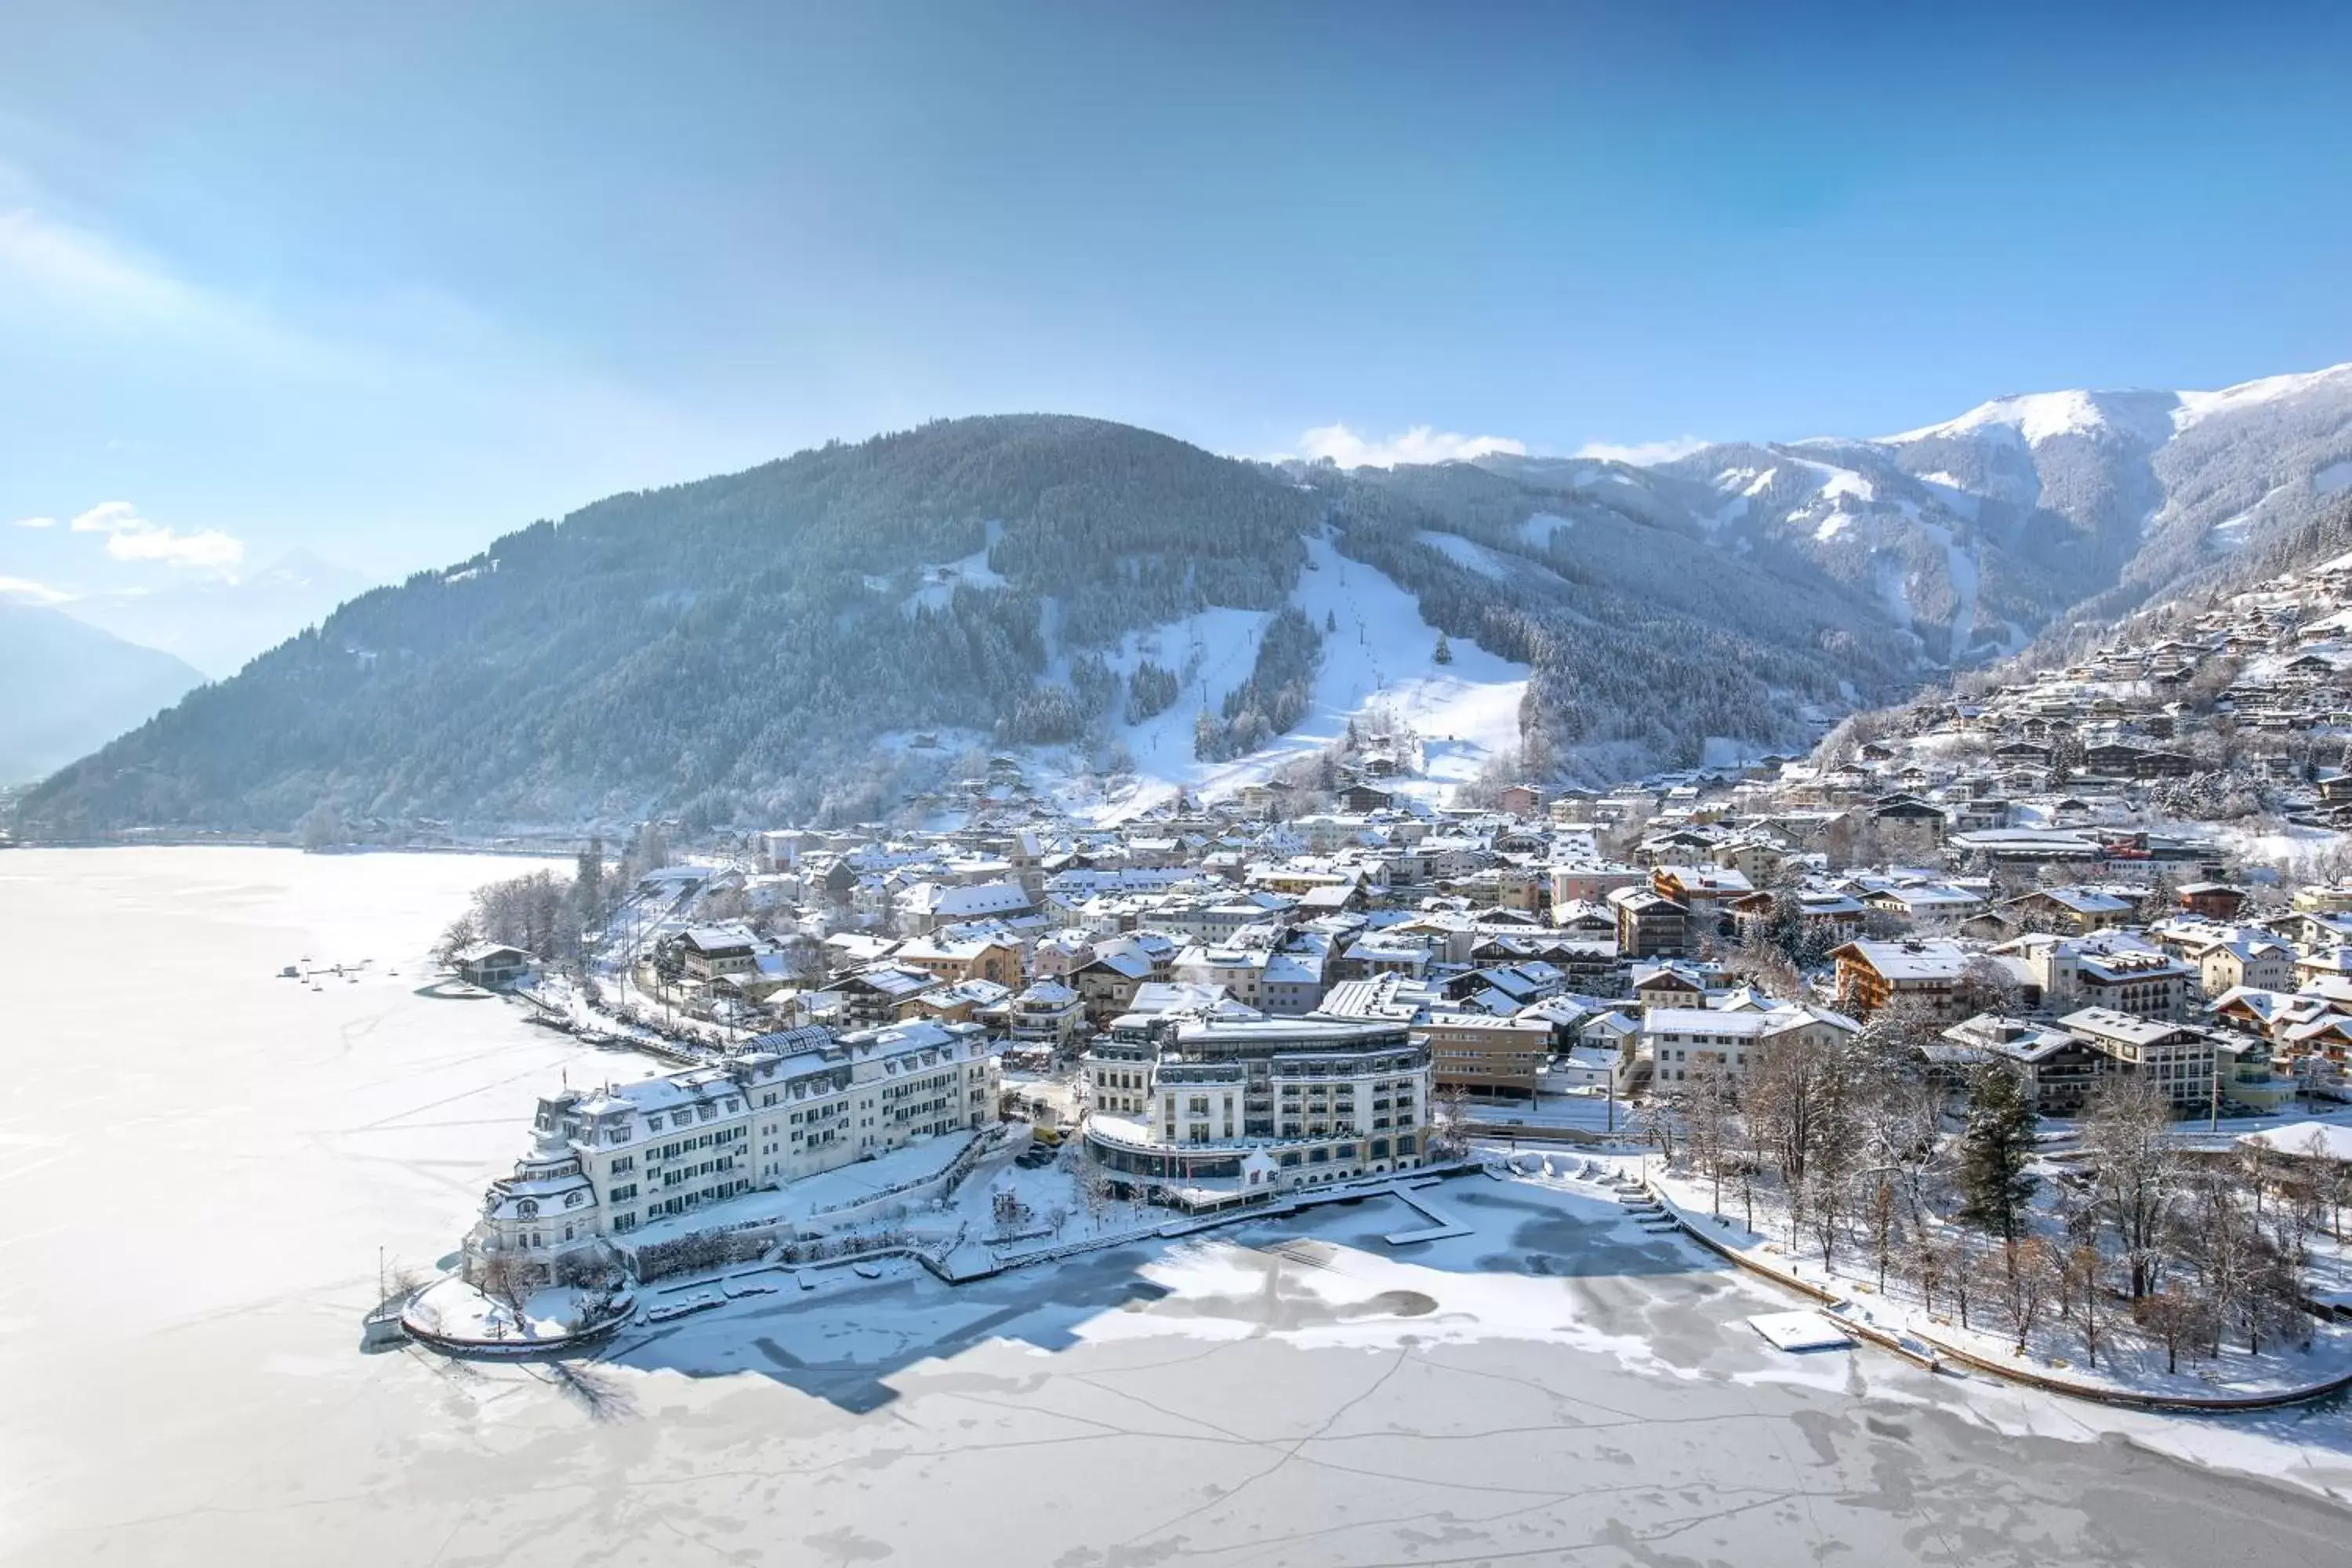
[20, 363, 2350, 835]
[16, 415, 1922, 833]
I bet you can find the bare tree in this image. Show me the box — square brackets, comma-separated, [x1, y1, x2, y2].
[1910, 1231, 1948, 1320]
[1680, 1058, 1738, 1215]
[1077, 1156, 1116, 1229]
[1953, 956, 2023, 1019]
[475, 1249, 527, 1312]
[2082, 1073, 2182, 1299]
[1866, 1174, 1900, 1294]
[1860, 1070, 1945, 1233]
[1860, 993, 1946, 1067]
[2190, 1172, 2259, 1356]
[2000, 1237, 2059, 1356]
[2065, 1241, 2105, 1369]
[1947, 1230, 1990, 1332]
[1432, 1083, 1475, 1159]
[1806, 1156, 1853, 1271]
[1632, 1091, 1679, 1167]
[2241, 1135, 2280, 1222]
[1722, 938, 1802, 1003]
[1746, 1034, 1829, 1189]
[433, 915, 480, 967]
[2308, 1127, 2352, 1239]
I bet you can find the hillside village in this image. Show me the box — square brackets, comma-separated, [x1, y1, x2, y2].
[421, 547, 2352, 1388]
[514, 548, 2352, 1112]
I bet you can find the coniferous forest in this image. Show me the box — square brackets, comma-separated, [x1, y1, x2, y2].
[19, 414, 1947, 833]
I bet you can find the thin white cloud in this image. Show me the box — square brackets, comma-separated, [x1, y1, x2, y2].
[69, 500, 146, 534]
[12, 515, 56, 528]
[0, 193, 368, 381]
[103, 525, 245, 570]
[67, 499, 245, 572]
[0, 206, 212, 327]
[0, 575, 74, 606]
[1290, 423, 1528, 469]
[1573, 435, 1710, 466]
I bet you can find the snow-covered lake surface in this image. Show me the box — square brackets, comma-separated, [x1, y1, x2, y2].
[6, 848, 2352, 1565]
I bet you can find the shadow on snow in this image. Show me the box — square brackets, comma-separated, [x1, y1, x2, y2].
[591, 1178, 1735, 1414]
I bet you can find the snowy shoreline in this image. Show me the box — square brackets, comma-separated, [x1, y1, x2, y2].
[1643, 1163, 2352, 1411]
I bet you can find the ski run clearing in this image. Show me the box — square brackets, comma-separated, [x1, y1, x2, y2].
[1064, 532, 1530, 821]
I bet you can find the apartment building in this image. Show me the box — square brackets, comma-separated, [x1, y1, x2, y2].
[1609, 887, 1690, 960]
[1831, 938, 1973, 1018]
[465, 1020, 1000, 1289]
[2057, 1008, 2219, 1112]
[1641, 1004, 1858, 1084]
[1418, 1011, 1553, 1099]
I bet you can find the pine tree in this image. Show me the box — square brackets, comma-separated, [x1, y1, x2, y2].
[571, 835, 607, 960]
[1957, 1061, 2039, 1246]
[1433, 633, 1453, 666]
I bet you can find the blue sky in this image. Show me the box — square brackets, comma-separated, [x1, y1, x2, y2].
[4, 1, 2350, 593]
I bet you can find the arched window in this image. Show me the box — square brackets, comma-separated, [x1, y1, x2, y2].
[516, 1199, 539, 1220]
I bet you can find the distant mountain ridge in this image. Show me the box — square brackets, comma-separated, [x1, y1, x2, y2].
[58, 549, 379, 679]
[1642, 361, 2352, 662]
[16, 364, 2352, 833]
[0, 604, 205, 785]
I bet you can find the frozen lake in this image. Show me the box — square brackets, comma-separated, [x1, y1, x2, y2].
[3, 848, 2351, 1566]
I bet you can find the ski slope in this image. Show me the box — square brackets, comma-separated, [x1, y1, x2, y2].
[1089, 532, 1530, 819]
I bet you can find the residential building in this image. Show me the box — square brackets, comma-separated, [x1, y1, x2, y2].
[2190, 936, 2296, 998]
[1609, 887, 1690, 960]
[1000, 980, 1086, 1047]
[1548, 860, 1647, 906]
[818, 960, 942, 1029]
[1417, 1011, 1553, 1099]
[1831, 938, 1973, 1019]
[1938, 1014, 2105, 1115]
[1641, 1004, 1860, 1084]
[454, 942, 532, 990]
[2058, 1008, 2219, 1111]
[677, 925, 757, 983]
[895, 931, 1024, 989]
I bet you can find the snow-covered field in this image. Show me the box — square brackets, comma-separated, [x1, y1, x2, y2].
[6, 848, 2352, 1566]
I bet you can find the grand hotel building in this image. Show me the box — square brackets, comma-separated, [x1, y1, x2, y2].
[1081, 1014, 1433, 1209]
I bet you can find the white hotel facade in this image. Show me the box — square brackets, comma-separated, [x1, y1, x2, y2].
[1080, 1014, 1433, 1210]
[466, 1019, 999, 1288]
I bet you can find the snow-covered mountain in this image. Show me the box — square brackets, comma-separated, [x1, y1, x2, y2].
[0, 604, 205, 785]
[13, 368, 2350, 832]
[1599, 362, 2352, 666]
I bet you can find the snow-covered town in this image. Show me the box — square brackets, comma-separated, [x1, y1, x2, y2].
[21, 18, 2352, 1559]
[390, 548, 2352, 1420]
